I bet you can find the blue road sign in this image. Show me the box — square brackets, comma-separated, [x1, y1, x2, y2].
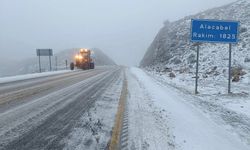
[191, 19, 239, 43]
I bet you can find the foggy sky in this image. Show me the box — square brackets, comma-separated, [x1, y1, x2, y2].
[0, 0, 236, 66]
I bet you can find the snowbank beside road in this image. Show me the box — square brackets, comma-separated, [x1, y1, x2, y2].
[0, 70, 72, 84]
[126, 68, 176, 150]
[128, 67, 249, 150]
[146, 68, 250, 144]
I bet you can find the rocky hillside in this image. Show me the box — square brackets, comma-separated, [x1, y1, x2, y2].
[0, 48, 116, 77]
[140, 0, 250, 80]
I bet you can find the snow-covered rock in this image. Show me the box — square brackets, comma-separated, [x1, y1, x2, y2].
[140, 0, 250, 79]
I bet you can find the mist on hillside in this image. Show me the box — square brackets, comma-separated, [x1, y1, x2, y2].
[0, 0, 236, 76]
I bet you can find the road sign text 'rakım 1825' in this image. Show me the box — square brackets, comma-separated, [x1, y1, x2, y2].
[190, 19, 239, 95]
[191, 19, 239, 43]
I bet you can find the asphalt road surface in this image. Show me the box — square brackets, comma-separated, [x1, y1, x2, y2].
[0, 66, 122, 150]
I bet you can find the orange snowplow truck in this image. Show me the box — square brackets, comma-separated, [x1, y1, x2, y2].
[70, 48, 95, 70]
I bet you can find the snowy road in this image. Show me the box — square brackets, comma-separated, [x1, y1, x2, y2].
[125, 68, 249, 150]
[0, 66, 123, 150]
[1, 67, 249, 150]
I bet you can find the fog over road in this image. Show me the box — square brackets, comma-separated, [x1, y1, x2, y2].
[0, 66, 123, 150]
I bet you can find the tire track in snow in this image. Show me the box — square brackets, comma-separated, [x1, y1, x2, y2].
[0, 69, 104, 108]
[0, 67, 122, 150]
[63, 70, 124, 150]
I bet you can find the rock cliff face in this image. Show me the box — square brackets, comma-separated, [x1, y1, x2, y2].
[140, 0, 250, 75]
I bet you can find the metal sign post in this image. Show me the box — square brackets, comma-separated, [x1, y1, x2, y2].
[228, 43, 232, 93]
[191, 19, 239, 94]
[195, 44, 200, 94]
[55, 56, 58, 71]
[38, 51, 41, 73]
[49, 55, 52, 71]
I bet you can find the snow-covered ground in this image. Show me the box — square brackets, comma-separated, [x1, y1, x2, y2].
[146, 68, 250, 144]
[0, 70, 71, 84]
[126, 67, 249, 150]
[0, 67, 122, 149]
[126, 68, 176, 150]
